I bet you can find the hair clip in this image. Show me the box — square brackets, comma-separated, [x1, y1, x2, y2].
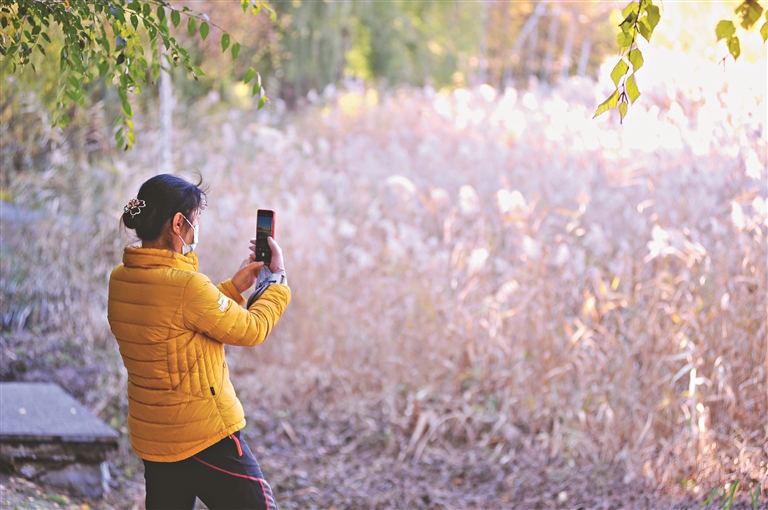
[124, 198, 146, 218]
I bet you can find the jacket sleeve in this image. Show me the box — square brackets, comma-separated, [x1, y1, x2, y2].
[217, 279, 246, 305]
[182, 272, 291, 347]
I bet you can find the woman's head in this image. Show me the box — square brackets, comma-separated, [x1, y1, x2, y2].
[122, 174, 207, 248]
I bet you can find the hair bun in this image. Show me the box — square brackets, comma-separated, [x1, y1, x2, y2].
[122, 210, 140, 230]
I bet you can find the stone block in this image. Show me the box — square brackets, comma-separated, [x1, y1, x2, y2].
[0, 382, 118, 498]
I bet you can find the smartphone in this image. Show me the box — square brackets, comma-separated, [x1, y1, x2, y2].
[255, 209, 275, 263]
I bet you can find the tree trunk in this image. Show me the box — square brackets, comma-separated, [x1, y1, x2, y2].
[478, 0, 490, 85]
[542, 5, 561, 82]
[577, 37, 592, 78]
[510, 1, 549, 79]
[559, 11, 576, 82]
[159, 20, 173, 175]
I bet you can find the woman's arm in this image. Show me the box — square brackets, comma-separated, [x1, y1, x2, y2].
[182, 272, 291, 347]
[217, 279, 246, 305]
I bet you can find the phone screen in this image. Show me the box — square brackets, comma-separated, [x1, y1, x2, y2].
[256, 214, 273, 245]
[255, 210, 274, 263]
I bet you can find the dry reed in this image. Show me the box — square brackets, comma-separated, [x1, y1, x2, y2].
[2, 53, 766, 502]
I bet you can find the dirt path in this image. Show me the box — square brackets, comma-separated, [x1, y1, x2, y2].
[243, 413, 701, 509]
[0, 417, 697, 510]
[1, 409, 760, 509]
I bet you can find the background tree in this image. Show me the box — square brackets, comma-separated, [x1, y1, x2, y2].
[0, 0, 273, 149]
[2, 0, 766, 154]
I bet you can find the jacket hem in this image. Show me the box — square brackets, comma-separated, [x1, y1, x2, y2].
[132, 419, 246, 463]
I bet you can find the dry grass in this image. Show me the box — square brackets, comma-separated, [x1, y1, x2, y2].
[2, 51, 766, 504]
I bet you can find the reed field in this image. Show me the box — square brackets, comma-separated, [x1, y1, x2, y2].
[1, 48, 766, 507]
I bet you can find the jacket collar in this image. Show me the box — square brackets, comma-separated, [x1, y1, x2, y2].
[122, 246, 199, 272]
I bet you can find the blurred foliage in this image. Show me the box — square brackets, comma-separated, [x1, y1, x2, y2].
[1, 1, 622, 124]
[272, 0, 616, 102]
[2, 0, 767, 150]
[0, 0, 271, 149]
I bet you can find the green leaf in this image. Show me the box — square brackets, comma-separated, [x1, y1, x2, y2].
[231, 42, 241, 60]
[200, 21, 209, 41]
[98, 60, 109, 77]
[761, 21, 768, 42]
[252, 81, 261, 96]
[637, 20, 651, 43]
[645, 4, 660, 31]
[619, 11, 637, 33]
[122, 99, 133, 117]
[617, 31, 633, 51]
[130, 13, 138, 29]
[593, 89, 619, 118]
[619, 101, 628, 123]
[610, 59, 629, 86]
[41, 31, 51, 43]
[187, 17, 196, 36]
[192, 66, 205, 77]
[716, 20, 736, 41]
[221, 33, 230, 52]
[115, 128, 124, 143]
[143, 2, 151, 17]
[622, 1, 639, 19]
[736, 0, 763, 29]
[257, 95, 267, 110]
[727, 35, 741, 59]
[628, 48, 644, 71]
[157, 5, 166, 22]
[244, 67, 256, 83]
[171, 9, 181, 28]
[625, 74, 640, 103]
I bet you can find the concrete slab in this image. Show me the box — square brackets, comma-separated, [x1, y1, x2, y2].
[0, 382, 118, 498]
[0, 382, 118, 443]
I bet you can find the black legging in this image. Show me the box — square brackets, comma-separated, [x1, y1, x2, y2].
[143, 430, 278, 510]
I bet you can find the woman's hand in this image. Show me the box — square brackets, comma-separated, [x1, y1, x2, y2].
[231, 259, 264, 294]
[249, 236, 286, 274]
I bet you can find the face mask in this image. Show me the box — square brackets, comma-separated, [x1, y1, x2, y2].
[179, 215, 199, 255]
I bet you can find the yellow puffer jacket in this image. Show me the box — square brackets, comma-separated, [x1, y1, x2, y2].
[107, 247, 290, 462]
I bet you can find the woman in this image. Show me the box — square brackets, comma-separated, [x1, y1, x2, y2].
[107, 174, 290, 509]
